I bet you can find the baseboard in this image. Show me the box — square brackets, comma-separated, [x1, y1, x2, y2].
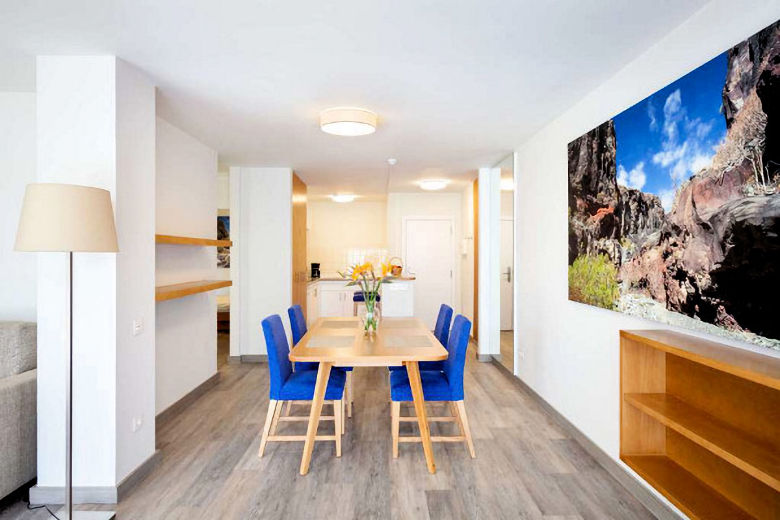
[238, 354, 267, 363]
[30, 485, 117, 505]
[117, 450, 161, 500]
[490, 359, 682, 520]
[156, 372, 220, 427]
[29, 450, 161, 506]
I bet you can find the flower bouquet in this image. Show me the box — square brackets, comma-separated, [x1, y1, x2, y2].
[340, 261, 394, 334]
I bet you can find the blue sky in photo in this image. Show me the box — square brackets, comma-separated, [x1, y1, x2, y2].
[613, 53, 728, 211]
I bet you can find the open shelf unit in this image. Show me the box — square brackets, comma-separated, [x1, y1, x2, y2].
[155, 234, 232, 247]
[620, 330, 779, 520]
[156, 280, 232, 302]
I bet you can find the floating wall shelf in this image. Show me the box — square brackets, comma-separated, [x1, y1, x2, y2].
[620, 330, 779, 520]
[155, 234, 232, 247]
[156, 280, 232, 302]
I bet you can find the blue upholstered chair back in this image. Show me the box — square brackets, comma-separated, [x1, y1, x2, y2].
[444, 315, 471, 401]
[288, 305, 307, 345]
[262, 314, 293, 400]
[433, 304, 453, 347]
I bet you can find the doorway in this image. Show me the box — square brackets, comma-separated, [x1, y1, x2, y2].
[403, 217, 454, 330]
[497, 155, 515, 374]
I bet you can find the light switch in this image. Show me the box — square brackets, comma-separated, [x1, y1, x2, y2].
[132, 319, 144, 336]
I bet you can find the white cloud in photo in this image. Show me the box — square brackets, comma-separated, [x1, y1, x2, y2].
[647, 100, 658, 131]
[659, 188, 677, 212]
[689, 153, 713, 175]
[652, 141, 688, 167]
[617, 162, 647, 190]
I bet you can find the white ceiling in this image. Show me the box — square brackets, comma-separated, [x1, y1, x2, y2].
[1, 0, 708, 197]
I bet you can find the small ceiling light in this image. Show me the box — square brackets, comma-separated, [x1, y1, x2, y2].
[330, 193, 357, 203]
[418, 179, 450, 191]
[320, 107, 377, 136]
[501, 177, 515, 191]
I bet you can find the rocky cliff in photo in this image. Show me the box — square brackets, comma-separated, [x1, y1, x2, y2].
[568, 20, 780, 349]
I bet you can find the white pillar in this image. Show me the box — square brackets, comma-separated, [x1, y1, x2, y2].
[230, 167, 293, 358]
[477, 167, 501, 360]
[32, 56, 157, 503]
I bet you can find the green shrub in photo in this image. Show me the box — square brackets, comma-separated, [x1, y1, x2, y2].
[568, 254, 619, 310]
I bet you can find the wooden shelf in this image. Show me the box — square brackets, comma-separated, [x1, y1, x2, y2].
[621, 330, 780, 390]
[625, 393, 780, 491]
[622, 455, 751, 520]
[156, 280, 232, 302]
[620, 330, 780, 519]
[155, 234, 232, 247]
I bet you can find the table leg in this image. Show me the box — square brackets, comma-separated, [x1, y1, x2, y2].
[406, 361, 436, 473]
[300, 361, 332, 475]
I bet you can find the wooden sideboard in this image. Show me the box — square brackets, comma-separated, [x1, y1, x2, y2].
[620, 330, 779, 520]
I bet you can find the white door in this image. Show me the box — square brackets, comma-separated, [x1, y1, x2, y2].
[500, 218, 514, 330]
[404, 218, 454, 329]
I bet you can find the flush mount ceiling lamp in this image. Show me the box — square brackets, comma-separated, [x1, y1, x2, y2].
[330, 193, 357, 203]
[418, 179, 450, 191]
[320, 107, 377, 136]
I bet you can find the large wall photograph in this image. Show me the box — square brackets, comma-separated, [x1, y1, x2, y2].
[568, 19, 780, 350]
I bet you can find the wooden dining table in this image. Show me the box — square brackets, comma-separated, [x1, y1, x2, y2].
[289, 316, 448, 475]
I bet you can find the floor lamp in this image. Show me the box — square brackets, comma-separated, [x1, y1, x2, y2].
[16, 184, 119, 520]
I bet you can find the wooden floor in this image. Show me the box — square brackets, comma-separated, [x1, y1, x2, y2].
[499, 330, 514, 374]
[1, 345, 653, 520]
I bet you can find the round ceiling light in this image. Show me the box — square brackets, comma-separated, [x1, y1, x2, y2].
[320, 107, 377, 136]
[418, 179, 450, 191]
[330, 193, 357, 203]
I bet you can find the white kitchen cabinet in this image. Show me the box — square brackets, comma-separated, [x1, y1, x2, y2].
[318, 281, 354, 317]
[311, 279, 415, 319]
[381, 280, 415, 317]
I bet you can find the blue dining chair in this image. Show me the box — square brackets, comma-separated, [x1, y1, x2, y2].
[288, 304, 355, 417]
[389, 304, 453, 372]
[258, 314, 345, 458]
[389, 314, 475, 458]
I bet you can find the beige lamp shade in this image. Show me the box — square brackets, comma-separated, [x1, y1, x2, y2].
[15, 183, 119, 252]
[320, 107, 377, 136]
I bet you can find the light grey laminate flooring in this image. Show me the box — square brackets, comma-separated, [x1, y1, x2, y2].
[1, 345, 653, 520]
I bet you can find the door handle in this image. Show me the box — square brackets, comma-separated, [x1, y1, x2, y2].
[504, 267, 511, 283]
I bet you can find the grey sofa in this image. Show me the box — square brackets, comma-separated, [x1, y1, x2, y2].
[0, 322, 36, 499]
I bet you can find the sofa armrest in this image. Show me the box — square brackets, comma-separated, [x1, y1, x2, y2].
[0, 369, 36, 500]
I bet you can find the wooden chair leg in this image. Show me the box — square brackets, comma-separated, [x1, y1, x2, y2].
[334, 400, 342, 457]
[258, 400, 279, 458]
[341, 398, 346, 433]
[455, 401, 476, 458]
[347, 371, 354, 418]
[284, 400, 293, 417]
[270, 397, 283, 435]
[391, 401, 401, 458]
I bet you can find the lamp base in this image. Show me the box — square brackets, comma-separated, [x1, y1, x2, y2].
[55, 510, 116, 520]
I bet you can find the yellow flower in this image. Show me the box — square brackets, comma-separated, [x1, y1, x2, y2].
[381, 261, 391, 277]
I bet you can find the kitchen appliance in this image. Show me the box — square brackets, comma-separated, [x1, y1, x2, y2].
[311, 262, 321, 279]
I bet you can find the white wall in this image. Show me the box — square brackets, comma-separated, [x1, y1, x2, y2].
[307, 200, 387, 274]
[513, 0, 780, 495]
[0, 92, 36, 322]
[155, 118, 218, 414]
[114, 60, 157, 482]
[459, 182, 475, 325]
[230, 167, 292, 356]
[387, 192, 463, 315]
[35, 56, 156, 492]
